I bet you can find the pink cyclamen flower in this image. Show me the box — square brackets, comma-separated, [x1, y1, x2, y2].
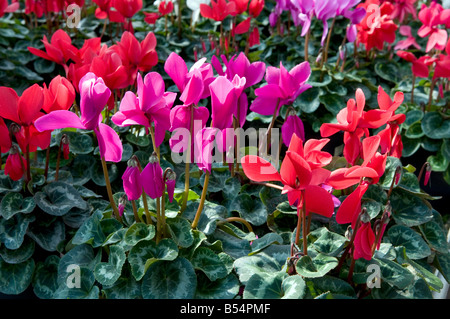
[195, 127, 219, 174]
[394, 25, 421, 50]
[250, 61, 311, 116]
[122, 163, 143, 201]
[34, 72, 123, 162]
[111, 72, 176, 148]
[165, 170, 176, 203]
[281, 111, 305, 147]
[164, 52, 215, 104]
[141, 152, 164, 199]
[390, 0, 417, 23]
[417, 2, 448, 52]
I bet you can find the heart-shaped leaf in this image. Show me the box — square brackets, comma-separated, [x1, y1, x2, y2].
[128, 238, 179, 281]
[387, 225, 431, 260]
[32, 255, 60, 299]
[94, 245, 126, 286]
[296, 254, 338, 278]
[0, 192, 35, 220]
[421, 112, 450, 139]
[141, 257, 197, 299]
[123, 223, 156, 246]
[0, 257, 35, 295]
[191, 247, 228, 281]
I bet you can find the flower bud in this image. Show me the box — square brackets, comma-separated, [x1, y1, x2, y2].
[141, 153, 164, 199]
[165, 169, 176, 203]
[62, 134, 70, 160]
[4, 145, 26, 181]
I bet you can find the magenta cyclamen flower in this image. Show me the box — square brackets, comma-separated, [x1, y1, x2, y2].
[164, 52, 215, 104]
[195, 127, 218, 174]
[165, 170, 176, 203]
[111, 72, 176, 148]
[250, 61, 311, 116]
[34, 72, 123, 162]
[141, 153, 164, 199]
[211, 52, 265, 127]
[122, 162, 143, 201]
[281, 112, 305, 147]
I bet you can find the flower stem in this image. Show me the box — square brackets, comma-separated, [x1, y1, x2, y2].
[149, 124, 160, 161]
[217, 217, 253, 233]
[134, 155, 152, 225]
[44, 146, 50, 182]
[411, 75, 415, 104]
[181, 105, 194, 213]
[101, 156, 122, 223]
[304, 29, 310, 61]
[321, 17, 336, 67]
[265, 99, 281, 155]
[192, 171, 210, 229]
[54, 138, 63, 182]
[131, 200, 139, 223]
[427, 78, 437, 111]
[301, 197, 307, 255]
[295, 204, 302, 246]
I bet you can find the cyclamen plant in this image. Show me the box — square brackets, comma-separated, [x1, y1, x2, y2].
[0, 0, 449, 302]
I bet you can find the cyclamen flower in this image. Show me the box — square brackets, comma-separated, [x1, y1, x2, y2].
[0, 118, 11, 153]
[0, 0, 19, 17]
[250, 61, 311, 116]
[4, 146, 26, 181]
[417, 2, 448, 52]
[390, 0, 417, 23]
[281, 111, 305, 147]
[122, 162, 143, 201]
[353, 220, 375, 260]
[141, 152, 164, 199]
[394, 25, 421, 51]
[396, 50, 429, 78]
[35, 72, 123, 162]
[42, 75, 76, 113]
[200, 0, 236, 21]
[112, 72, 176, 148]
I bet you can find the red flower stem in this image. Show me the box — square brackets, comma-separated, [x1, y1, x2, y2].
[427, 78, 437, 111]
[24, 126, 31, 183]
[336, 210, 364, 273]
[306, 212, 313, 235]
[347, 256, 356, 285]
[149, 124, 162, 241]
[101, 156, 122, 223]
[265, 99, 281, 154]
[249, 181, 283, 190]
[54, 138, 62, 181]
[181, 105, 194, 213]
[295, 204, 302, 246]
[192, 171, 210, 229]
[301, 191, 308, 255]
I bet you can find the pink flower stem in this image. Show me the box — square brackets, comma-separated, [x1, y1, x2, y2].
[266, 98, 281, 154]
[301, 191, 308, 255]
[149, 124, 162, 241]
[321, 17, 336, 67]
[131, 200, 140, 223]
[217, 217, 253, 233]
[427, 78, 437, 111]
[24, 126, 31, 183]
[304, 29, 310, 61]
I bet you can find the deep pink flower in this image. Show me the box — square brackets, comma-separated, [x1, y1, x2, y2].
[417, 2, 448, 52]
[141, 153, 164, 199]
[34, 72, 123, 162]
[390, 0, 417, 23]
[394, 25, 421, 50]
[250, 61, 311, 116]
[0, 117, 11, 153]
[111, 72, 176, 148]
[282, 112, 305, 147]
[122, 164, 142, 201]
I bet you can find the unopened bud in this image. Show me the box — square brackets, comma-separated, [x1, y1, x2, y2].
[424, 163, 432, 186]
[149, 152, 158, 164]
[9, 123, 21, 135]
[359, 207, 371, 224]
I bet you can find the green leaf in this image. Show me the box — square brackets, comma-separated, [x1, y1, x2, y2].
[182, 200, 227, 235]
[195, 273, 240, 299]
[306, 276, 356, 298]
[200, 170, 231, 193]
[69, 154, 95, 185]
[0, 237, 34, 264]
[103, 276, 142, 299]
[123, 222, 156, 246]
[27, 217, 65, 252]
[374, 61, 401, 83]
[311, 228, 347, 257]
[34, 181, 88, 216]
[435, 253, 450, 284]
[141, 257, 197, 299]
[33, 58, 55, 74]
[57, 244, 98, 286]
[379, 156, 403, 190]
[387, 225, 431, 260]
[233, 248, 289, 285]
[401, 136, 421, 157]
[419, 220, 450, 254]
[90, 161, 118, 186]
[249, 233, 283, 255]
[243, 271, 287, 299]
[230, 193, 268, 226]
[211, 228, 251, 259]
[54, 267, 99, 299]
[294, 87, 321, 113]
[72, 210, 106, 247]
[404, 109, 424, 126]
[0, 213, 35, 250]
[319, 94, 346, 115]
[0, 257, 35, 295]
[427, 151, 449, 172]
[126, 133, 151, 147]
[307, 70, 332, 87]
[296, 254, 338, 278]
[166, 217, 195, 248]
[374, 257, 415, 289]
[405, 122, 425, 139]
[94, 245, 126, 286]
[191, 247, 228, 281]
[128, 239, 179, 281]
[0, 192, 35, 220]
[0, 171, 23, 194]
[32, 255, 60, 299]
[390, 189, 433, 227]
[421, 112, 450, 139]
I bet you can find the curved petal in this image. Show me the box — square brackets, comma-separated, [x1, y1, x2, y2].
[34, 110, 86, 132]
[241, 155, 282, 182]
[95, 123, 123, 163]
[335, 184, 368, 225]
[304, 184, 334, 217]
[0, 86, 20, 123]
